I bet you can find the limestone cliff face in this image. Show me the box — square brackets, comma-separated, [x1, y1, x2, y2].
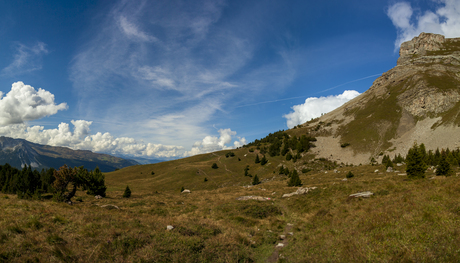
[302, 33, 460, 164]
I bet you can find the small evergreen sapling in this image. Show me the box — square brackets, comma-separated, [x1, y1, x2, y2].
[252, 174, 260, 185]
[287, 170, 302, 187]
[123, 186, 131, 198]
[260, 155, 268, 165]
[212, 163, 218, 169]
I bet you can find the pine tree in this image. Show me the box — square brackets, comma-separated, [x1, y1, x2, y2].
[123, 186, 131, 198]
[83, 167, 107, 197]
[244, 165, 250, 176]
[252, 174, 260, 185]
[212, 163, 218, 169]
[255, 154, 260, 164]
[406, 143, 428, 179]
[260, 155, 268, 165]
[286, 152, 292, 161]
[437, 153, 453, 176]
[287, 170, 302, 187]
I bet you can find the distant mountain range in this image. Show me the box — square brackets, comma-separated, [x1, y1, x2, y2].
[0, 136, 139, 172]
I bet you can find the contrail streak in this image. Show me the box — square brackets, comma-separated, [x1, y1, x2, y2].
[235, 73, 382, 108]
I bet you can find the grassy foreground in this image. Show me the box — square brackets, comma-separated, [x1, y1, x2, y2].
[2, 150, 460, 262]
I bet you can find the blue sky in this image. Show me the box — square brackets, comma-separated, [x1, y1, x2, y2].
[0, 0, 459, 159]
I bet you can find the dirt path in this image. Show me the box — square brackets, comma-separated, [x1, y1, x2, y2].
[267, 201, 294, 263]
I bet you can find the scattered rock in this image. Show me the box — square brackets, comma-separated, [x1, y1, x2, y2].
[287, 223, 294, 227]
[396, 163, 403, 167]
[237, 196, 271, 201]
[282, 187, 317, 198]
[349, 191, 374, 198]
[342, 178, 347, 181]
[95, 195, 103, 199]
[334, 169, 338, 173]
[276, 243, 284, 248]
[166, 225, 174, 231]
[181, 189, 191, 194]
[288, 232, 294, 236]
[386, 167, 393, 172]
[279, 235, 286, 240]
[398, 173, 407, 176]
[100, 204, 120, 210]
[374, 169, 379, 173]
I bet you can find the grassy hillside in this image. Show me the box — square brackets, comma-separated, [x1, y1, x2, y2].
[3, 124, 460, 261]
[2, 158, 460, 262]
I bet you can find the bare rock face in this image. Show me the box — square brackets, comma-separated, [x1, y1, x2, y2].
[398, 33, 446, 65]
[303, 32, 460, 164]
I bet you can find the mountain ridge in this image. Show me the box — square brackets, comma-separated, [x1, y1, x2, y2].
[303, 32, 460, 164]
[0, 136, 139, 172]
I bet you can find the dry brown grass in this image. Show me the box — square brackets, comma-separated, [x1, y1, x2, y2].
[3, 147, 460, 262]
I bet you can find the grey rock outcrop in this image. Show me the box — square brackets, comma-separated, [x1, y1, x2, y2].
[398, 33, 446, 65]
[282, 187, 317, 198]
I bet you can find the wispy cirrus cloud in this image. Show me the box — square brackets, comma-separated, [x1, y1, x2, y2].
[69, 0, 297, 150]
[387, 0, 460, 50]
[1, 42, 48, 76]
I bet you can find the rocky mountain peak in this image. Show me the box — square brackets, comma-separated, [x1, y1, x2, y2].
[301, 32, 460, 165]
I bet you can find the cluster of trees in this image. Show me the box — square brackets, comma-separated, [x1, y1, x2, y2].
[0, 163, 107, 202]
[381, 154, 404, 168]
[279, 165, 302, 186]
[255, 154, 268, 165]
[406, 143, 459, 178]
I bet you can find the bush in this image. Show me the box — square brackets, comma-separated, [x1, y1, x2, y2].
[340, 143, 350, 148]
[211, 163, 218, 169]
[123, 186, 131, 198]
[346, 171, 354, 178]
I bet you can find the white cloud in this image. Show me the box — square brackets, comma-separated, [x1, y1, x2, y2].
[0, 121, 184, 158]
[0, 82, 68, 126]
[118, 15, 158, 42]
[2, 42, 48, 75]
[185, 128, 247, 156]
[283, 90, 360, 128]
[387, 0, 460, 50]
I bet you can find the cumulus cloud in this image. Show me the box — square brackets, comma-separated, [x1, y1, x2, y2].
[185, 128, 247, 156]
[283, 90, 360, 128]
[0, 121, 184, 158]
[387, 0, 460, 50]
[2, 42, 48, 75]
[0, 82, 68, 126]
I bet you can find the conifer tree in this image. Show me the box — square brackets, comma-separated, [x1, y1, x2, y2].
[123, 185, 131, 198]
[84, 167, 107, 197]
[406, 143, 428, 179]
[287, 170, 302, 187]
[255, 154, 260, 164]
[437, 153, 453, 176]
[252, 174, 260, 185]
[260, 155, 268, 165]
